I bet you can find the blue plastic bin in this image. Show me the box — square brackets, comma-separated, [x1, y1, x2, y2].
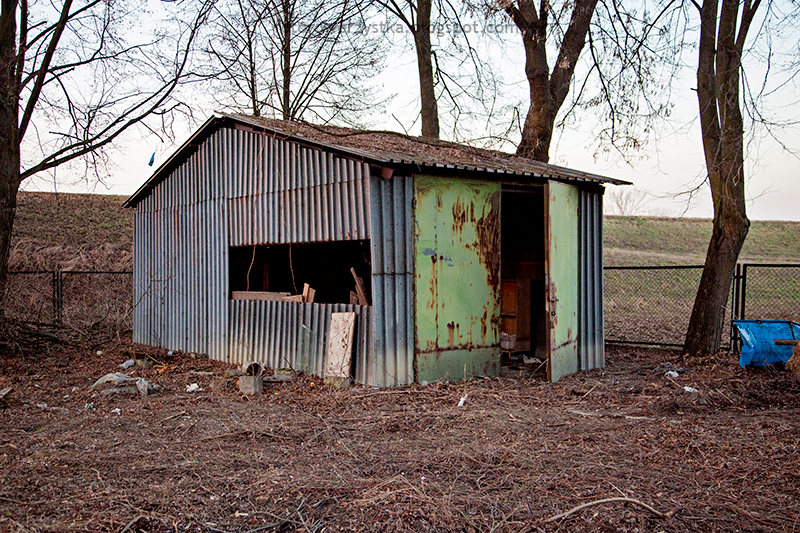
[732, 320, 800, 367]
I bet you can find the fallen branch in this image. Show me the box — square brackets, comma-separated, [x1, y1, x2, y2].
[544, 497, 673, 523]
[119, 515, 159, 533]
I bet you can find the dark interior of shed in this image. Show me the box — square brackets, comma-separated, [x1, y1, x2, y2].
[229, 240, 372, 304]
[500, 189, 547, 360]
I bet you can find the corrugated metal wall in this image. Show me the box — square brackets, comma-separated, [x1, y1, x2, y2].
[227, 132, 370, 245]
[133, 129, 229, 360]
[228, 301, 371, 377]
[133, 125, 379, 381]
[579, 189, 605, 370]
[368, 175, 415, 387]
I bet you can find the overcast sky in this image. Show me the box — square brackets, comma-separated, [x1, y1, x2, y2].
[23, 1, 800, 222]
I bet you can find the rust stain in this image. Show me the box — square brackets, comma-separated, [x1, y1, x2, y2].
[427, 254, 437, 310]
[447, 322, 456, 347]
[418, 343, 499, 355]
[452, 197, 467, 239]
[474, 190, 501, 293]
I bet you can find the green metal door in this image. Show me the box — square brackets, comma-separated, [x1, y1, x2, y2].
[414, 177, 501, 382]
[545, 180, 579, 382]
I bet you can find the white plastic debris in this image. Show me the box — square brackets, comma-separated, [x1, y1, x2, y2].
[665, 371, 680, 378]
[96, 351, 103, 356]
[92, 372, 158, 396]
[523, 355, 543, 364]
[167, 350, 174, 356]
[684, 386, 699, 393]
[136, 378, 158, 396]
[120, 359, 135, 369]
[457, 394, 468, 408]
[186, 383, 203, 393]
[111, 408, 122, 415]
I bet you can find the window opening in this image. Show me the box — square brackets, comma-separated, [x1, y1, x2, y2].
[230, 240, 372, 305]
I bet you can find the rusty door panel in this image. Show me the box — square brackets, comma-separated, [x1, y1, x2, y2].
[414, 177, 501, 382]
[545, 180, 579, 381]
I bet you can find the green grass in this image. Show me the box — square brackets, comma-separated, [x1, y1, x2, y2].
[604, 216, 800, 266]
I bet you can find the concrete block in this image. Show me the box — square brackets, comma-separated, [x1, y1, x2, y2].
[238, 376, 263, 395]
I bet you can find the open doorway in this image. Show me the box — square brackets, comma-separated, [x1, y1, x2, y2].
[500, 188, 547, 361]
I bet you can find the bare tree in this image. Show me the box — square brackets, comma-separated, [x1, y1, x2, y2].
[0, 0, 213, 314]
[374, 0, 498, 139]
[682, 0, 760, 356]
[374, 0, 439, 137]
[606, 188, 649, 217]
[205, 0, 384, 124]
[478, 0, 682, 162]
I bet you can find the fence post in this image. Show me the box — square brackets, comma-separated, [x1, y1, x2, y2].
[56, 271, 63, 324]
[740, 264, 748, 321]
[730, 263, 742, 352]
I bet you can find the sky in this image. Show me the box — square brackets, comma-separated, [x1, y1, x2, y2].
[23, 2, 800, 222]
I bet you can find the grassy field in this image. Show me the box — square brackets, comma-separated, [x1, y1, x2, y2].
[604, 217, 800, 345]
[605, 216, 800, 266]
[10, 191, 132, 271]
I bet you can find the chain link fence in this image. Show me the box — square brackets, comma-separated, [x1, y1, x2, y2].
[605, 263, 800, 348]
[734, 264, 800, 322]
[6, 265, 798, 349]
[6, 271, 133, 333]
[604, 266, 706, 347]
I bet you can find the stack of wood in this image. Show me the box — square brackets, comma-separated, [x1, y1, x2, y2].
[231, 283, 315, 303]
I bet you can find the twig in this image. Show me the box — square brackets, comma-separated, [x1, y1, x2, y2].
[119, 515, 150, 533]
[543, 497, 673, 523]
[577, 383, 599, 402]
[159, 410, 188, 423]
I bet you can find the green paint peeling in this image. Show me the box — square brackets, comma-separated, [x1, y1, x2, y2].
[414, 176, 501, 383]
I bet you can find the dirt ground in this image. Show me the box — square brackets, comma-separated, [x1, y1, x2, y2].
[1, 342, 798, 533]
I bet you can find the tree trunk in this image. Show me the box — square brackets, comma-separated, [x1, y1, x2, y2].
[684, 0, 753, 357]
[413, 0, 439, 139]
[281, 0, 292, 120]
[507, 0, 598, 162]
[517, 17, 552, 161]
[0, 0, 21, 315]
[684, 199, 748, 356]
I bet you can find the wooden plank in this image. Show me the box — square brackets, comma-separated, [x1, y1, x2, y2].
[280, 295, 303, 303]
[774, 339, 800, 346]
[350, 268, 368, 305]
[349, 291, 358, 305]
[325, 312, 356, 385]
[302, 283, 316, 303]
[231, 291, 290, 301]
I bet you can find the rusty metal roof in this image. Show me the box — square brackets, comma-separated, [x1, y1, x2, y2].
[125, 112, 629, 207]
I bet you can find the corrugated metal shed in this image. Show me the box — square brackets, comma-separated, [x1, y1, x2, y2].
[128, 113, 625, 386]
